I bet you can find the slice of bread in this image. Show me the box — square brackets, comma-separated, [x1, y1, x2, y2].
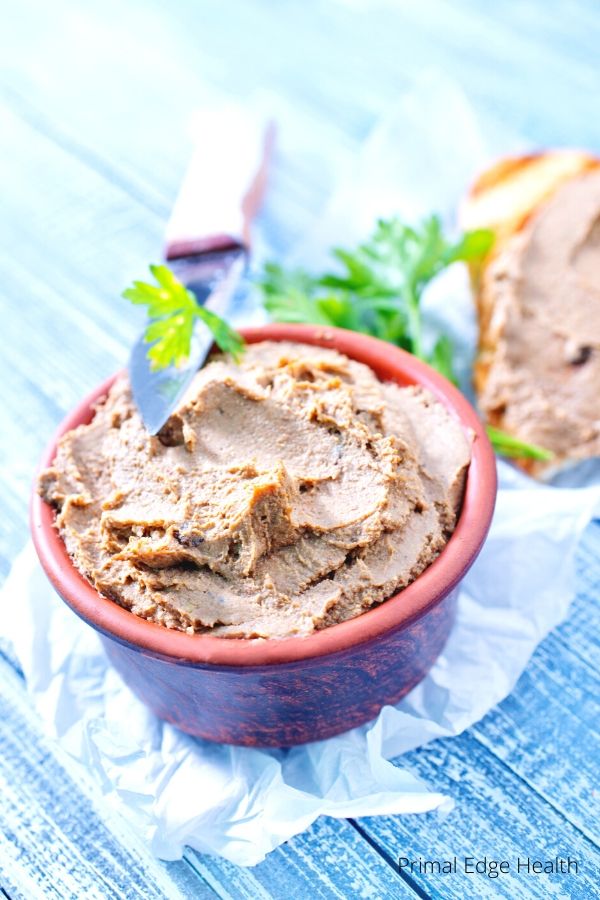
[460, 150, 600, 476]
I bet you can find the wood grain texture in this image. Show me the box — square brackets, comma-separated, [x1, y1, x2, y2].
[184, 816, 415, 899]
[0, 651, 408, 899]
[0, 655, 214, 900]
[553, 523, 600, 676]
[471, 634, 600, 841]
[0, 0, 599, 897]
[356, 731, 600, 899]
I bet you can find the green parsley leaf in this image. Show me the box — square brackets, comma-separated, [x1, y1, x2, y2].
[261, 263, 333, 326]
[445, 227, 495, 264]
[123, 264, 244, 370]
[256, 215, 494, 366]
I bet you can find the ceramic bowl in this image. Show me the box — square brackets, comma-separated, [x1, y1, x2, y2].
[31, 324, 496, 747]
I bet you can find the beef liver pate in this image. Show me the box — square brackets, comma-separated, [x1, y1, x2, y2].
[39, 341, 471, 639]
[477, 170, 600, 465]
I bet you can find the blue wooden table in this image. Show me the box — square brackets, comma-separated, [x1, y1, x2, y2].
[1, 1, 599, 897]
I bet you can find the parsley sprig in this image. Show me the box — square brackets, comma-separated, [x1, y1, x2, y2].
[123, 265, 244, 370]
[259, 216, 493, 378]
[256, 216, 553, 463]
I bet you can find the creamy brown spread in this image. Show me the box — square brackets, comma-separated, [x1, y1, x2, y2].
[478, 170, 600, 463]
[39, 341, 470, 639]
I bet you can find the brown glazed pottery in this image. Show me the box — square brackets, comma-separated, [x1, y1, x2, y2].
[31, 324, 497, 747]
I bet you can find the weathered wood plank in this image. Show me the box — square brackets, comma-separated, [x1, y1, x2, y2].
[2, 0, 598, 289]
[0, 101, 156, 573]
[0, 644, 419, 899]
[4, 0, 600, 167]
[0, 104, 161, 336]
[185, 815, 414, 899]
[355, 732, 600, 899]
[553, 521, 600, 676]
[352, 521, 600, 898]
[470, 630, 600, 843]
[0, 655, 215, 900]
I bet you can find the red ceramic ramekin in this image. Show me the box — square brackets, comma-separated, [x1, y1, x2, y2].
[31, 324, 496, 747]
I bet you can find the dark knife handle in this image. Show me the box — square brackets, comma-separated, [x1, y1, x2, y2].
[165, 116, 275, 262]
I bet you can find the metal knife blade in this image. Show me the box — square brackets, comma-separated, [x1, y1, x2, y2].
[129, 249, 245, 435]
[128, 113, 274, 434]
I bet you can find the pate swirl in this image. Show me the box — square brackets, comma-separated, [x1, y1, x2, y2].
[39, 341, 470, 639]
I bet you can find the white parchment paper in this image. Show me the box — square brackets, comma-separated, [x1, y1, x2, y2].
[2, 74, 599, 865]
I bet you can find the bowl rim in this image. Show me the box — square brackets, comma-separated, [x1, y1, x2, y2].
[31, 323, 497, 667]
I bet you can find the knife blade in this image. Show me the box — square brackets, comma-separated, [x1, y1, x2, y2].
[129, 249, 246, 435]
[129, 112, 274, 434]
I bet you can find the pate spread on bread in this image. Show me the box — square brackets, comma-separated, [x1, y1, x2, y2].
[461, 151, 600, 476]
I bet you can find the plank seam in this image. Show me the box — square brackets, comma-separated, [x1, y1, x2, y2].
[0, 647, 22, 682]
[552, 632, 600, 680]
[348, 819, 430, 899]
[180, 855, 223, 899]
[468, 731, 600, 853]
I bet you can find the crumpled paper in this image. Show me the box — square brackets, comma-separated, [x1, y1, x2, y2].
[2, 74, 600, 866]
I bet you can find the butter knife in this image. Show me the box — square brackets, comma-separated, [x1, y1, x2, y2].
[129, 112, 275, 435]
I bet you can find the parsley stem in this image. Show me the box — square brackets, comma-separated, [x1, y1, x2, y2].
[406, 286, 424, 360]
[485, 425, 554, 461]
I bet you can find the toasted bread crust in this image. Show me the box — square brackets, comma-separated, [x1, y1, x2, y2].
[461, 150, 600, 242]
[461, 150, 600, 476]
